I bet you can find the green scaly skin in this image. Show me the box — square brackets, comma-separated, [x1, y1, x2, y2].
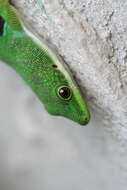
[0, 0, 90, 125]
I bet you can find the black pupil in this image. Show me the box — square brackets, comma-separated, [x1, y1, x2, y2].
[59, 87, 71, 99]
[0, 16, 5, 36]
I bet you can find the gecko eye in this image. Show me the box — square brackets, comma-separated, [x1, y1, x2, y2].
[57, 86, 72, 100]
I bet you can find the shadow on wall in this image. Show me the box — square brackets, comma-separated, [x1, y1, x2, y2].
[0, 61, 126, 190]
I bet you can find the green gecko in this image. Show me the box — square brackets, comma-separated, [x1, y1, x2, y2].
[0, 0, 90, 125]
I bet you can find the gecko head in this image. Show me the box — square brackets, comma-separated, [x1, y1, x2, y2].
[43, 75, 90, 125]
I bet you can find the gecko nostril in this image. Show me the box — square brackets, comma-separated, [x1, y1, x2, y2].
[84, 117, 89, 124]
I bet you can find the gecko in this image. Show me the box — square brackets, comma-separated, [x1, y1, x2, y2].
[0, 0, 90, 125]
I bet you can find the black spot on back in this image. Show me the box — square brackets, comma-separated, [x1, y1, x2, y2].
[0, 16, 5, 36]
[9, 0, 14, 6]
[52, 64, 58, 68]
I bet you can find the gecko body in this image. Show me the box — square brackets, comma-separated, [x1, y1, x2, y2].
[0, 0, 90, 125]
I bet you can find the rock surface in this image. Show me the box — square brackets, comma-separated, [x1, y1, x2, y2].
[0, 0, 127, 189]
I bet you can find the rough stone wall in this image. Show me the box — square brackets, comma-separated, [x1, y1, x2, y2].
[13, 0, 127, 140]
